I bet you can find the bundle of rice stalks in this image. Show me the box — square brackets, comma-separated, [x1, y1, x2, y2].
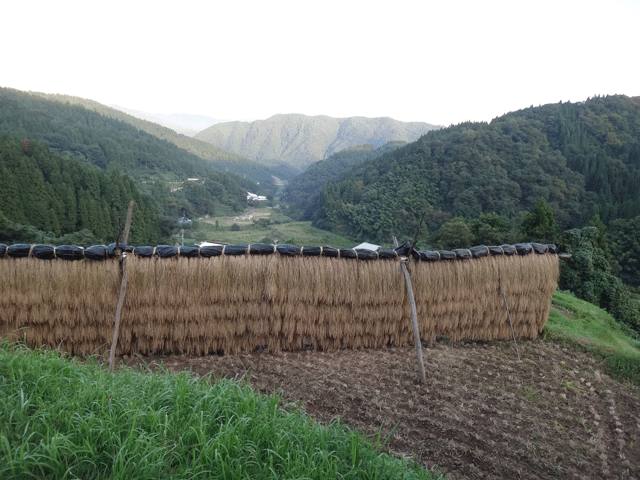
[0, 258, 120, 354]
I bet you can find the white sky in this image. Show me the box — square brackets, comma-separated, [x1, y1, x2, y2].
[2, 0, 639, 126]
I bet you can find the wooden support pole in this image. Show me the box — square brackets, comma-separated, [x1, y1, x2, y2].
[502, 290, 521, 362]
[109, 201, 134, 373]
[401, 259, 427, 383]
[394, 236, 427, 384]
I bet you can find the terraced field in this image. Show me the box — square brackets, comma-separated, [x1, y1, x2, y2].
[123, 338, 640, 479]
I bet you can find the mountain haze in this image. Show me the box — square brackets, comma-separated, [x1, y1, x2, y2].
[111, 107, 224, 136]
[195, 114, 441, 169]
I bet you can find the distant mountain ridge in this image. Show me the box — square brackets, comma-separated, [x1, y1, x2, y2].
[111, 107, 225, 136]
[195, 114, 442, 169]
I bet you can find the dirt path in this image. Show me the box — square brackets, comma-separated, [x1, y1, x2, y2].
[121, 339, 640, 479]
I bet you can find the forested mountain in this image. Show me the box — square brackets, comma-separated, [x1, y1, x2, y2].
[25, 90, 291, 187]
[311, 95, 640, 249]
[0, 88, 256, 244]
[195, 114, 441, 170]
[280, 141, 406, 220]
[0, 136, 160, 244]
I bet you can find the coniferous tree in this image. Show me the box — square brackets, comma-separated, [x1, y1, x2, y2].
[520, 199, 558, 244]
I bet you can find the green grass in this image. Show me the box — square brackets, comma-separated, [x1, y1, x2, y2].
[544, 291, 640, 384]
[0, 340, 442, 480]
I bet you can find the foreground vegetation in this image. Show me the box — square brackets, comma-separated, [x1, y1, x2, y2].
[544, 291, 640, 383]
[0, 340, 441, 480]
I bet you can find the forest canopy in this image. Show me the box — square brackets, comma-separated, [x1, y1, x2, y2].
[310, 95, 640, 247]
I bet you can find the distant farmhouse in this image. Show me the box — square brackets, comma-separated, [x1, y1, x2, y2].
[247, 192, 268, 202]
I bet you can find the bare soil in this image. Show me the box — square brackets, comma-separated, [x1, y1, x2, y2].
[121, 336, 640, 479]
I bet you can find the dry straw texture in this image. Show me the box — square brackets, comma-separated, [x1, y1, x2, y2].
[0, 253, 559, 355]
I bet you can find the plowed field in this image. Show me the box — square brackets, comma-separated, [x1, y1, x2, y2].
[122, 338, 640, 479]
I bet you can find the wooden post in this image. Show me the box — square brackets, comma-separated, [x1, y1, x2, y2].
[109, 201, 134, 373]
[394, 236, 427, 383]
[502, 290, 521, 361]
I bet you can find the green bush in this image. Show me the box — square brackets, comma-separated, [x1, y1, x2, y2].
[559, 226, 640, 335]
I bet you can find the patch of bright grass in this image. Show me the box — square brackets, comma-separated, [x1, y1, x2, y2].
[0, 340, 443, 480]
[544, 291, 640, 384]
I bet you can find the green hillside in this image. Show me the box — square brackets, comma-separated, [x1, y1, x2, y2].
[280, 141, 406, 219]
[0, 88, 259, 243]
[0, 136, 160, 244]
[28, 91, 291, 188]
[311, 95, 640, 246]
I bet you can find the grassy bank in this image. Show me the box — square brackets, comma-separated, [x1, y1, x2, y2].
[0, 340, 442, 480]
[545, 291, 640, 383]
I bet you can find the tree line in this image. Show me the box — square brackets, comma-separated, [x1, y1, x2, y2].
[0, 136, 159, 245]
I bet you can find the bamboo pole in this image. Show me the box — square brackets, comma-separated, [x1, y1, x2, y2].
[109, 201, 134, 373]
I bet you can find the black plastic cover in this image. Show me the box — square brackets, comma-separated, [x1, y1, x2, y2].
[8, 244, 32, 258]
[515, 243, 533, 255]
[179, 245, 200, 257]
[133, 246, 155, 258]
[0, 244, 7, 257]
[418, 250, 440, 262]
[437, 250, 456, 260]
[56, 245, 85, 261]
[339, 248, 357, 259]
[377, 249, 398, 260]
[321, 247, 339, 258]
[547, 244, 558, 254]
[470, 246, 489, 258]
[501, 244, 517, 256]
[531, 243, 548, 254]
[302, 246, 322, 257]
[31, 245, 55, 260]
[276, 244, 302, 257]
[225, 244, 248, 256]
[452, 249, 471, 260]
[249, 243, 275, 255]
[488, 245, 504, 256]
[84, 245, 108, 260]
[355, 249, 377, 260]
[156, 245, 179, 258]
[200, 245, 224, 257]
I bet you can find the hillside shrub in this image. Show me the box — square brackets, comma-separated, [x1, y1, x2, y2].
[559, 227, 640, 335]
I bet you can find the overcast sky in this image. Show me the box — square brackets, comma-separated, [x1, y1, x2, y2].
[3, 0, 639, 126]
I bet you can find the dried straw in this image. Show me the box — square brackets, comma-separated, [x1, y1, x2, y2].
[0, 252, 559, 355]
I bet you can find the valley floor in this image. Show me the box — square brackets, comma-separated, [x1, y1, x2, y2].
[121, 337, 640, 480]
